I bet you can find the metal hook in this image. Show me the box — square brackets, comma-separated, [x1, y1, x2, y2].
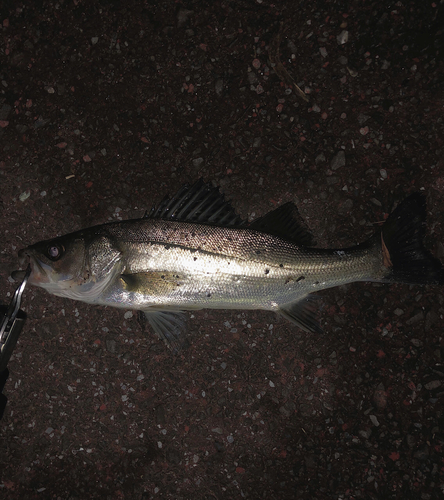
[0, 264, 31, 344]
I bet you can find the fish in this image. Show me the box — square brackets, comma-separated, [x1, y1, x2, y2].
[12, 180, 444, 351]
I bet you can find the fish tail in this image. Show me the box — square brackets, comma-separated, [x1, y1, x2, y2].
[380, 193, 444, 285]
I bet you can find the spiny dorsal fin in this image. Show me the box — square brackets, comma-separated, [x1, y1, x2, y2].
[249, 202, 316, 246]
[145, 179, 245, 226]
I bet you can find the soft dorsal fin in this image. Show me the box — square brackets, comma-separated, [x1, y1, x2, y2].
[249, 202, 316, 246]
[145, 179, 245, 226]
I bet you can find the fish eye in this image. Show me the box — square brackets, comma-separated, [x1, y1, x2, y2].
[47, 243, 64, 261]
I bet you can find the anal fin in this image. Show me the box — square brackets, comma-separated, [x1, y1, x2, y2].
[279, 295, 323, 334]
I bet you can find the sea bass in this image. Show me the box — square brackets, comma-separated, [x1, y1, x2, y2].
[12, 181, 444, 351]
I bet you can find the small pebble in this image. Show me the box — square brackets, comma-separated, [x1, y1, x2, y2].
[252, 58, 261, 69]
[215, 79, 224, 96]
[424, 380, 441, 390]
[19, 190, 31, 202]
[331, 150, 346, 170]
[193, 157, 204, 167]
[370, 415, 380, 426]
[337, 30, 348, 45]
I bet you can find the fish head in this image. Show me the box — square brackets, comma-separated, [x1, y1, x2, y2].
[12, 232, 121, 301]
[13, 234, 89, 288]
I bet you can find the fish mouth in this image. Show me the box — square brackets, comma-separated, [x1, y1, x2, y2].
[17, 248, 30, 268]
[11, 269, 27, 281]
[11, 249, 31, 281]
[11, 249, 49, 284]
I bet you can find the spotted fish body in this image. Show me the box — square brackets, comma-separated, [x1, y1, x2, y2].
[100, 219, 382, 305]
[12, 181, 444, 350]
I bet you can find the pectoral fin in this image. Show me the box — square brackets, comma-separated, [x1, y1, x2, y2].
[279, 295, 323, 334]
[143, 310, 187, 353]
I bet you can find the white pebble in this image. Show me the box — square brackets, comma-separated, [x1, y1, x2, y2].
[370, 415, 379, 426]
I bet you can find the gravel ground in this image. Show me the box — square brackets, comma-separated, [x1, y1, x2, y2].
[1, 1, 444, 499]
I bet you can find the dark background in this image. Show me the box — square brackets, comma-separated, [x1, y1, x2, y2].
[0, 1, 443, 498]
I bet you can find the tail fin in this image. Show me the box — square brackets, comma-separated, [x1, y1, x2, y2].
[381, 193, 444, 285]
